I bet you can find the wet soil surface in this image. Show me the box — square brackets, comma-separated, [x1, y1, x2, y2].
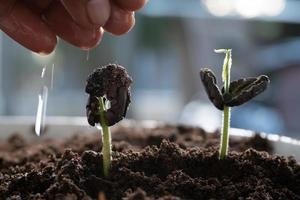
[1, 123, 299, 199]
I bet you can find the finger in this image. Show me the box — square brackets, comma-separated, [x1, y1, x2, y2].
[103, 3, 135, 36]
[0, 0, 16, 17]
[0, 1, 57, 54]
[22, 0, 52, 13]
[43, 1, 103, 50]
[113, 0, 148, 11]
[61, 0, 110, 29]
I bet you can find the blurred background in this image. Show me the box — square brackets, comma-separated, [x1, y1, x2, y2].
[0, 0, 300, 138]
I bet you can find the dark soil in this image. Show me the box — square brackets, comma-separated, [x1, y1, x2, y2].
[1, 123, 299, 200]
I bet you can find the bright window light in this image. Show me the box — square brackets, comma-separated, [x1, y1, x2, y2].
[203, 0, 286, 18]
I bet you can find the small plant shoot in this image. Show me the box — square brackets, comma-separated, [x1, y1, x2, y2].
[85, 64, 132, 177]
[200, 49, 270, 159]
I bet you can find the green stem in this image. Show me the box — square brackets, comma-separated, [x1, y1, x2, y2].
[98, 97, 111, 177]
[215, 49, 232, 160]
[220, 106, 231, 159]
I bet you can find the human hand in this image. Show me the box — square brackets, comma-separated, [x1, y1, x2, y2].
[0, 0, 147, 54]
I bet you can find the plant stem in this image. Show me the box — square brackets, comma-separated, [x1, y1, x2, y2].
[215, 49, 232, 160]
[98, 97, 111, 177]
[220, 106, 231, 159]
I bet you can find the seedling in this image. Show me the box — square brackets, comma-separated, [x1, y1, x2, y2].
[200, 49, 270, 159]
[85, 64, 132, 177]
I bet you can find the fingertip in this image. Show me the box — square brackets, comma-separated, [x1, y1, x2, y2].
[81, 27, 104, 50]
[103, 5, 135, 36]
[114, 0, 148, 11]
[36, 34, 57, 55]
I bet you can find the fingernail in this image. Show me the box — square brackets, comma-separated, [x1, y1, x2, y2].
[87, 0, 110, 26]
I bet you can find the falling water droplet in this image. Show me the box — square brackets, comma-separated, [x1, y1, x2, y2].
[51, 64, 54, 90]
[35, 95, 43, 136]
[86, 50, 90, 61]
[35, 66, 49, 136]
[35, 86, 48, 136]
[41, 66, 46, 78]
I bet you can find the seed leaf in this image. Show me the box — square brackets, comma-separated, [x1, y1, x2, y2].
[200, 68, 224, 110]
[224, 75, 270, 107]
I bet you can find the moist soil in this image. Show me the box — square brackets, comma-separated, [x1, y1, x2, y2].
[0, 123, 299, 200]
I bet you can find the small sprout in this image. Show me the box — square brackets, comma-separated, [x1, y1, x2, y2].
[85, 64, 132, 177]
[200, 49, 270, 159]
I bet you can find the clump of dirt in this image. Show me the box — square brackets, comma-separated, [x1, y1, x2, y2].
[1, 123, 293, 200]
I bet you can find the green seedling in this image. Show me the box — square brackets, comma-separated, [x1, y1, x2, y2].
[85, 64, 132, 177]
[200, 49, 270, 159]
[98, 96, 112, 178]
